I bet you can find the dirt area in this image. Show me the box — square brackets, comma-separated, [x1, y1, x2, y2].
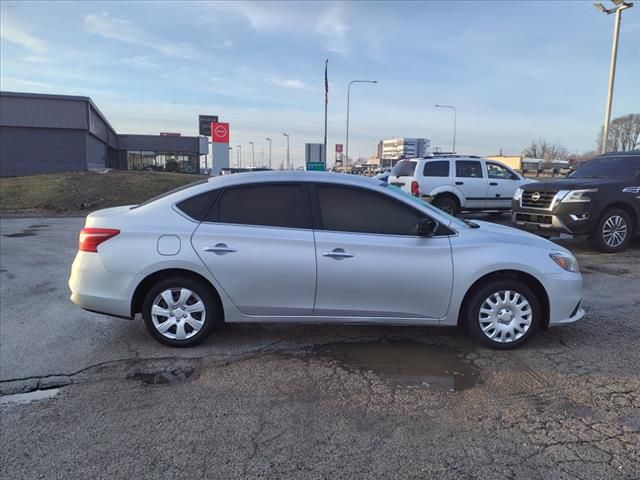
[0, 170, 207, 214]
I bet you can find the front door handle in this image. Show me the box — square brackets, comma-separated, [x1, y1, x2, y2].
[489, 182, 498, 186]
[322, 248, 354, 259]
[204, 243, 237, 254]
[455, 181, 464, 185]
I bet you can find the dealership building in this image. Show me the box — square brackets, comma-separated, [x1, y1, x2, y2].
[0, 91, 208, 177]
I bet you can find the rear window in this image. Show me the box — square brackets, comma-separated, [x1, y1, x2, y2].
[391, 160, 417, 177]
[132, 179, 209, 209]
[423, 161, 450, 177]
[176, 190, 219, 221]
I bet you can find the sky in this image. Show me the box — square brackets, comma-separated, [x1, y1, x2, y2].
[1, 0, 639, 168]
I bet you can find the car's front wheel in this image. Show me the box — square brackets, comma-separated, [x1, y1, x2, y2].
[466, 280, 541, 349]
[142, 276, 218, 347]
[590, 208, 632, 253]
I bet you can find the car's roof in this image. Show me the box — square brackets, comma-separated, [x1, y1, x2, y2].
[599, 150, 640, 157]
[205, 170, 382, 188]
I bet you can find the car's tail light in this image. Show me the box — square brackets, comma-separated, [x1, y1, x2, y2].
[79, 228, 120, 252]
[411, 180, 420, 197]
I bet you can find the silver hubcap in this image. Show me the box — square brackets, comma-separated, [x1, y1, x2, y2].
[602, 215, 627, 248]
[479, 290, 532, 344]
[151, 288, 206, 340]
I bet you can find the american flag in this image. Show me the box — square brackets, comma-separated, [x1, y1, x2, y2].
[324, 59, 328, 105]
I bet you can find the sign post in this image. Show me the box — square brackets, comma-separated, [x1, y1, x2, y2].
[210, 122, 230, 175]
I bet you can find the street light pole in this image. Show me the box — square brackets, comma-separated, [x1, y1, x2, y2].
[435, 104, 457, 153]
[236, 145, 241, 168]
[594, 1, 634, 153]
[248, 141, 255, 168]
[346, 80, 377, 171]
[283, 133, 290, 169]
[265, 137, 272, 169]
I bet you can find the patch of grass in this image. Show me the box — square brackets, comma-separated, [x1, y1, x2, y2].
[0, 170, 208, 213]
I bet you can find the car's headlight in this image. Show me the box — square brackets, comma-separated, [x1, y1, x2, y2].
[513, 187, 524, 201]
[550, 252, 580, 273]
[560, 189, 598, 203]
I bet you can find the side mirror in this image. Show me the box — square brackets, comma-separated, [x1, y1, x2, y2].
[417, 218, 439, 237]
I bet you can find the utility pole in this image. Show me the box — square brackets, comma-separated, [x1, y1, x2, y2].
[265, 137, 272, 169]
[283, 133, 290, 169]
[435, 104, 457, 153]
[346, 80, 378, 171]
[594, 1, 634, 153]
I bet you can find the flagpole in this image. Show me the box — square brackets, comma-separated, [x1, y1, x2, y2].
[323, 59, 328, 168]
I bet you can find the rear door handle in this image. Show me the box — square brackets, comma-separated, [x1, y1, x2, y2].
[489, 182, 498, 186]
[455, 181, 464, 185]
[204, 243, 237, 254]
[322, 248, 354, 259]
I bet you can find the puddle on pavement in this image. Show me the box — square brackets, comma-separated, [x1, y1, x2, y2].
[313, 342, 480, 391]
[3, 224, 50, 238]
[0, 388, 60, 406]
[130, 368, 196, 385]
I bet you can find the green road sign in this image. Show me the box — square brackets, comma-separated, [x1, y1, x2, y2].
[306, 162, 325, 171]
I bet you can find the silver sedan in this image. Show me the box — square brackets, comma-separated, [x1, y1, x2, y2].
[69, 171, 584, 349]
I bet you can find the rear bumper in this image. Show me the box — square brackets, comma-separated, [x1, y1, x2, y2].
[69, 252, 137, 319]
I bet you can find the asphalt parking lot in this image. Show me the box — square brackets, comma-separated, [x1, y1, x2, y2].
[1, 216, 639, 479]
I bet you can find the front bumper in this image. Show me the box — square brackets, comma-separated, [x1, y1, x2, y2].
[543, 271, 584, 326]
[69, 251, 138, 319]
[511, 199, 593, 236]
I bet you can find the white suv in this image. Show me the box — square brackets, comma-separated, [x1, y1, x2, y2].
[387, 155, 531, 215]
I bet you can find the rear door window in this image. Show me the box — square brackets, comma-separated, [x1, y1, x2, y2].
[208, 183, 311, 229]
[390, 160, 418, 177]
[423, 161, 450, 177]
[455, 160, 484, 178]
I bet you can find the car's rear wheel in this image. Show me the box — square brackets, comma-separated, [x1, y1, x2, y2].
[466, 280, 541, 349]
[142, 276, 218, 347]
[433, 194, 459, 216]
[590, 208, 632, 253]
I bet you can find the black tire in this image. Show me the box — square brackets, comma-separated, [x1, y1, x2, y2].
[142, 276, 219, 347]
[433, 194, 459, 216]
[465, 279, 541, 350]
[589, 208, 632, 253]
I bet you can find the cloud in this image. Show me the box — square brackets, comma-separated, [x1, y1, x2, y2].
[269, 76, 310, 89]
[1, 77, 53, 89]
[121, 56, 161, 69]
[0, 15, 47, 52]
[208, 2, 289, 31]
[315, 4, 350, 54]
[84, 12, 201, 59]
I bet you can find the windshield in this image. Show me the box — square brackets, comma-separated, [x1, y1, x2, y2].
[387, 185, 469, 228]
[570, 156, 640, 179]
[390, 160, 418, 177]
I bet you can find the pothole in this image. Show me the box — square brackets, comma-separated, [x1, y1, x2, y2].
[3, 224, 50, 238]
[129, 368, 197, 385]
[1, 388, 60, 406]
[312, 341, 480, 391]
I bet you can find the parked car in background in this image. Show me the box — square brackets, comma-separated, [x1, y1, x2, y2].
[512, 151, 640, 252]
[69, 171, 584, 350]
[387, 155, 531, 215]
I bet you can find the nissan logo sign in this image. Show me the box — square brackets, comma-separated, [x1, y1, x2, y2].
[531, 192, 541, 202]
[214, 125, 228, 137]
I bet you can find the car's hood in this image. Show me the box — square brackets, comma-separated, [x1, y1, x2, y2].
[521, 177, 619, 191]
[472, 220, 570, 253]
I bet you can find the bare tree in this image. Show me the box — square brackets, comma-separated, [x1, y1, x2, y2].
[522, 139, 569, 160]
[598, 113, 640, 152]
